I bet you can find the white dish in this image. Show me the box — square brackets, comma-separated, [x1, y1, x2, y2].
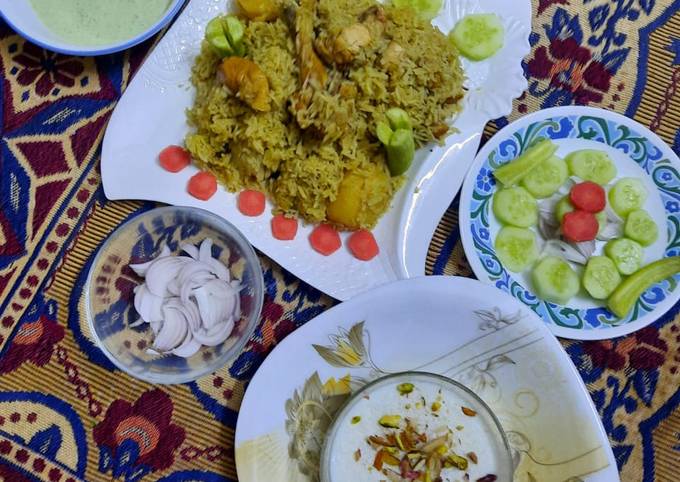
[101, 0, 531, 300]
[234, 276, 618, 482]
[459, 106, 680, 340]
[0, 0, 185, 56]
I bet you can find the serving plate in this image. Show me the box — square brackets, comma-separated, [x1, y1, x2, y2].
[459, 106, 680, 340]
[234, 276, 618, 481]
[101, 0, 531, 300]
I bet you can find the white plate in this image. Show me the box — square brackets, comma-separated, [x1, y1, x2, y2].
[101, 0, 531, 301]
[234, 276, 618, 481]
[459, 106, 680, 340]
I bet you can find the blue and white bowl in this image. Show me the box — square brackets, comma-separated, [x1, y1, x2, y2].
[0, 0, 184, 56]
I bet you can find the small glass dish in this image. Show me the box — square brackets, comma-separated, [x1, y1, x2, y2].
[320, 371, 513, 481]
[85, 206, 264, 384]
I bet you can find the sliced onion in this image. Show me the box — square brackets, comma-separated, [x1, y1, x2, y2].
[145, 257, 190, 296]
[130, 238, 239, 358]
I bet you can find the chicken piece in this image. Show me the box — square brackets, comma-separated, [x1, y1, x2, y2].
[220, 57, 271, 111]
[295, 0, 328, 88]
[237, 0, 280, 21]
[333, 23, 372, 64]
[381, 41, 405, 68]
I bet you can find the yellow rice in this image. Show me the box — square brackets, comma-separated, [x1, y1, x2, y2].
[186, 0, 464, 228]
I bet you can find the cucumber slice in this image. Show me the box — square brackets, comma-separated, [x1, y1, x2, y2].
[493, 139, 558, 187]
[450, 14, 504, 61]
[494, 226, 538, 272]
[532, 256, 580, 305]
[583, 256, 621, 299]
[608, 256, 680, 317]
[624, 209, 658, 246]
[609, 177, 647, 216]
[605, 238, 643, 275]
[493, 187, 537, 228]
[595, 210, 607, 234]
[521, 156, 568, 198]
[565, 150, 617, 185]
[554, 196, 574, 223]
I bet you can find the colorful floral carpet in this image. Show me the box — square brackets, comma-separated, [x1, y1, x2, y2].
[1, 1, 679, 481]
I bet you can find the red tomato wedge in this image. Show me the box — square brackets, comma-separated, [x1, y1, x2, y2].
[159, 145, 191, 173]
[187, 172, 217, 201]
[562, 210, 599, 242]
[271, 214, 298, 240]
[238, 190, 266, 217]
[348, 230, 379, 261]
[570, 181, 606, 212]
[309, 224, 341, 256]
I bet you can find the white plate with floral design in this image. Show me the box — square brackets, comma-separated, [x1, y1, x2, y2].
[234, 276, 618, 482]
[459, 106, 680, 341]
[100, 0, 531, 301]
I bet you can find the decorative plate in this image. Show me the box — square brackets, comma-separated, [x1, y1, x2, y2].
[100, 0, 531, 301]
[234, 276, 618, 482]
[459, 106, 680, 340]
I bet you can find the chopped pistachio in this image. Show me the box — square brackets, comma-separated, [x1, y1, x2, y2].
[354, 448, 361, 461]
[378, 415, 402, 428]
[431, 401, 442, 412]
[456, 425, 464, 431]
[397, 382, 415, 395]
[446, 453, 468, 470]
[351, 415, 361, 425]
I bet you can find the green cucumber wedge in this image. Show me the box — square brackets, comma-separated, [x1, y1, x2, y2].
[583, 256, 621, 299]
[494, 226, 539, 272]
[493, 139, 558, 187]
[608, 257, 680, 317]
[521, 155, 568, 198]
[493, 187, 537, 227]
[532, 256, 580, 305]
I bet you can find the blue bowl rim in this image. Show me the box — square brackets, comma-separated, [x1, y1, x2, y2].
[84, 205, 265, 385]
[0, 0, 185, 57]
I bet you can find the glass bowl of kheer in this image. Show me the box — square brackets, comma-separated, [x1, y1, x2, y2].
[321, 371, 513, 482]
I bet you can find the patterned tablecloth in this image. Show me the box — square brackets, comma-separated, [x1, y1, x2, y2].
[0, 1, 679, 481]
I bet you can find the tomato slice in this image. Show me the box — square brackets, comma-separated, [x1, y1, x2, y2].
[238, 190, 266, 217]
[159, 145, 191, 173]
[309, 224, 341, 256]
[187, 172, 217, 201]
[570, 181, 606, 213]
[271, 214, 298, 240]
[562, 210, 599, 242]
[348, 230, 379, 261]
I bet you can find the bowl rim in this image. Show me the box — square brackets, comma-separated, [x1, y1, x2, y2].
[0, 0, 185, 56]
[85, 205, 264, 385]
[319, 371, 514, 482]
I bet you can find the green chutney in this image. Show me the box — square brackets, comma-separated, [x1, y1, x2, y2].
[30, 0, 173, 46]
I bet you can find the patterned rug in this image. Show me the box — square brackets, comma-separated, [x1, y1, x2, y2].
[1, 1, 679, 481]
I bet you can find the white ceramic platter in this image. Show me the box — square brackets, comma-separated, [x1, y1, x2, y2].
[234, 276, 618, 481]
[459, 106, 680, 340]
[101, 0, 531, 301]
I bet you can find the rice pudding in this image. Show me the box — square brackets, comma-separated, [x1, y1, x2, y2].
[321, 372, 512, 482]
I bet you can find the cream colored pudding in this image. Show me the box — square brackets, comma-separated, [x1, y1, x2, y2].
[322, 373, 512, 482]
[29, 0, 172, 46]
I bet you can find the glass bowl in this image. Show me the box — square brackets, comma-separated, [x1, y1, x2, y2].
[320, 371, 513, 482]
[85, 206, 264, 384]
